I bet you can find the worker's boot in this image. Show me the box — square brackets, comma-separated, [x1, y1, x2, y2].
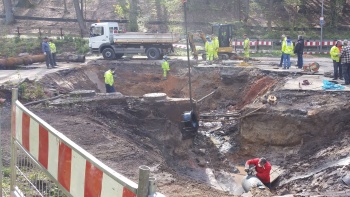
[163, 77, 167, 80]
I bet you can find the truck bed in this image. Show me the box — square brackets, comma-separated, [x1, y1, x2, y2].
[113, 32, 181, 44]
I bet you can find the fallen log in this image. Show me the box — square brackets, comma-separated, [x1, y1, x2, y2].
[0, 54, 85, 68]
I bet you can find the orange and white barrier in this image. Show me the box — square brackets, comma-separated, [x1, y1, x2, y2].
[10, 89, 162, 197]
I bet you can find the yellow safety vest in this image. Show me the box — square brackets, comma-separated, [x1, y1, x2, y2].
[282, 41, 294, 55]
[162, 60, 170, 71]
[330, 46, 340, 62]
[244, 38, 250, 50]
[104, 70, 114, 86]
[49, 42, 56, 53]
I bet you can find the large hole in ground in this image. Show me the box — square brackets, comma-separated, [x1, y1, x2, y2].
[21, 60, 350, 196]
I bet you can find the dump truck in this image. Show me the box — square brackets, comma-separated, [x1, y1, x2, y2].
[89, 22, 181, 60]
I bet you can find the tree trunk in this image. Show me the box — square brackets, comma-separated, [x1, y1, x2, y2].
[242, 0, 249, 23]
[233, 0, 241, 21]
[3, 0, 15, 24]
[129, 0, 138, 32]
[267, 0, 273, 32]
[63, 0, 69, 13]
[73, 0, 87, 35]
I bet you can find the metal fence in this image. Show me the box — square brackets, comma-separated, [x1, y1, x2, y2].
[7, 88, 163, 197]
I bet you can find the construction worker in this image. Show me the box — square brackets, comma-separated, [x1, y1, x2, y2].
[282, 36, 294, 69]
[161, 55, 170, 80]
[279, 34, 286, 67]
[41, 37, 54, 69]
[245, 157, 272, 189]
[243, 34, 250, 62]
[49, 39, 57, 67]
[340, 40, 350, 85]
[330, 40, 343, 80]
[212, 34, 219, 60]
[104, 67, 116, 93]
[205, 35, 215, 64]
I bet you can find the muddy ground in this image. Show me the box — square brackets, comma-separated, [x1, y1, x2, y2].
[1, 58, 350, 196]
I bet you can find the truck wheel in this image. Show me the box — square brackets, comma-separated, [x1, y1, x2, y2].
[102, 48, 115, 60]
[115, 53, 124, 59]
[146, 47, 160, 60]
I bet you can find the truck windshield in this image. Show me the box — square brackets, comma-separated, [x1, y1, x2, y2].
[90, 26, 104, 37]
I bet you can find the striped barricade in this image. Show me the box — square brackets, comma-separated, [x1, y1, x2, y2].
[10, 89, 161, 197]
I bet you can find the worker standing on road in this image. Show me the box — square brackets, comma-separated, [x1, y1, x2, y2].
[340, 40, 350, 85]
[294, 35, 304, 69]
[212, 34, 219, 60]
[243, 34, 250, 62]
[205, 35, 215, 64]
[104, 67, 116, 93]
[282, 36, 294, 69]
[161, 55, 170, 80]
[41, 37, 54, 69]
[279, 34, 286, 67]
[330, 40, 343, 80]
[49, 39, 58, 67]
[245, 157, 272, 189]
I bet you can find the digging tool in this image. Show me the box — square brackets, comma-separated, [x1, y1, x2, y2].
[181, 0, 199, 139]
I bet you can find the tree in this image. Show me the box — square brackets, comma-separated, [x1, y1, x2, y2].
[129, 0, 138, 32]
[3, 0, 15, 24]
[63, 0, 69, 13]
[73, 0, 87, 35]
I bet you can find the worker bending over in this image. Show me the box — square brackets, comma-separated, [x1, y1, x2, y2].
[161, 55, 170, 80]
[104, 67, 116, 93]
[245, 157, 272, 189]
[243, 34, 250, 62]
[205, 35, 215, 64]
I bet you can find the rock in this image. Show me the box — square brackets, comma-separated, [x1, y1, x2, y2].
[196, 158, 206, 167]
[143, 93, 167, 102]
[69, 90, 96, 97]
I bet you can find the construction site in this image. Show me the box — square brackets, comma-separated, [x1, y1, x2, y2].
[0, 0, 350, 196]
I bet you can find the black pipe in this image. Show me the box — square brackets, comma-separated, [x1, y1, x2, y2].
[183, 1, 193, 110]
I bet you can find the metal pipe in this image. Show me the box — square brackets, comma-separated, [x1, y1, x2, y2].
[0, 98, 4, 197]
[148, 177, 156, 195]
[137, 165, 150, 197]
[241, 175, 265, 192]
[320, 0, 324, 51]
[183, 1, 193, 110]
[10, 88, 18, 193]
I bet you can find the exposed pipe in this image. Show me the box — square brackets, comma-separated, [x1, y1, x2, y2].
[241, 175, 265, 192]
[0, 54, 86, 67]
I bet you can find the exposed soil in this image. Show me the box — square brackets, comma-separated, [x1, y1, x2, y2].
[1, 59, 350, 196]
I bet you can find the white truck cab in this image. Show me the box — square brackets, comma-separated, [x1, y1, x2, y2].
[89, 22, 119, 50]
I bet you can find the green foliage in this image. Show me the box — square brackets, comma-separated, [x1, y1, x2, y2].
[19, 81, 46, 101]
[114, 2, 130, 18]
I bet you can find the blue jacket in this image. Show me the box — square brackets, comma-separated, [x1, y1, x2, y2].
[42, 42, 51, 53]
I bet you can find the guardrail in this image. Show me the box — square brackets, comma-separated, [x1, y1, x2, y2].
[9, 88, 164, 197]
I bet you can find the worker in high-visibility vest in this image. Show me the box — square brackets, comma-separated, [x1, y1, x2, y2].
[161, 55, 170, 80]
[205, 35, 215, 64]
[282, 36, 294, 69]
[104, 67, 116, 93]
[243, 34, 250, 62]
[212, 35, 219, 60]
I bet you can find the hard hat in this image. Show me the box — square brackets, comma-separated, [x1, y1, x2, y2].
[206, 35, 210, 39]
[163, 55, 168, 59]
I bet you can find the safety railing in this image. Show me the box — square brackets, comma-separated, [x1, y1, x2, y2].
[9, 88, 164, 197]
